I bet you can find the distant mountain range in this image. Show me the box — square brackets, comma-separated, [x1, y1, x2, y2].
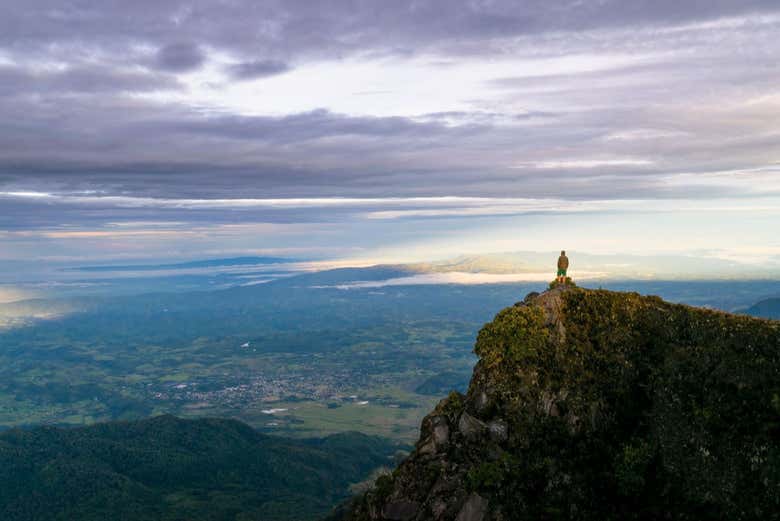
[42, 250, 780, 285]
[745, 297, 780, 319]
[406, 251, 780, 279]
[0, 415, 401, 521]
[4, 251, 779, 303]
[68, 256, 298, 272]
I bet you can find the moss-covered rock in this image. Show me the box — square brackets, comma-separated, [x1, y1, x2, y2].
[334, 288, 780, 521]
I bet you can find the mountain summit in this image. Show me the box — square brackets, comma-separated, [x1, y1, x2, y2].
[335, 287, 780, 521]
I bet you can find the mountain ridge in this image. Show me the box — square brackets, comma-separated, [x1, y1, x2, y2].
[336, 286, 780, 520]
[746, 297, 780, 319]
[68, 256, 299, 272]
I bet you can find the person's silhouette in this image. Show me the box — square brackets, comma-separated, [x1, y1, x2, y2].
[557, 251, 569, 284]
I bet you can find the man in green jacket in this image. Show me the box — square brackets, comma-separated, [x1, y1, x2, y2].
[557, 250, 569, 284]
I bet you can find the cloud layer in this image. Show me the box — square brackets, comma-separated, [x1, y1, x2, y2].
[0, 1, 779, 263]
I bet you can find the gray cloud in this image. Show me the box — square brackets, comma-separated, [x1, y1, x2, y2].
[154, 42, 205, 71]
[0, 0, 779, 241]
[227, 59, 291, 80]
[2, 1, 778, 63]
[0, 65, 181, 96]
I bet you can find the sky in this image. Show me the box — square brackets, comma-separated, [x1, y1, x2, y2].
[1, 1, 779, 268]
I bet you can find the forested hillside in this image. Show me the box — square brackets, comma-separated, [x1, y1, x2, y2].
[0, 415, 401, 521]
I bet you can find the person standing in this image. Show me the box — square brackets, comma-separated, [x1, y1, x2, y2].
[557, 250, 569, 283]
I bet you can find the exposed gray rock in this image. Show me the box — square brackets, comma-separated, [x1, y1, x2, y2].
[487, 420, 508, 443]
[383, 500, 419, 521]
[473, 391, 491, 415]
[431, 499, 448, 519]
[455, 494, 488, 521]
[458, 412, 486, 439]
[418, 439, 436, 456]
[431, 415, 450, 450]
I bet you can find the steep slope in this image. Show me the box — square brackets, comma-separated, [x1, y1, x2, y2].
[337, 287, 780, 521]
[0, 415, 400, 521]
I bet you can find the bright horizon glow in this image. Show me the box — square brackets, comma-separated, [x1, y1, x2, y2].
[2, 191, 779, 268]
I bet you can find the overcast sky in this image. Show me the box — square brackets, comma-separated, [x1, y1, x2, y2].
[1, 1, 779, 267]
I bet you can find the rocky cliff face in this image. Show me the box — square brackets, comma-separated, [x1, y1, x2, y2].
[334, 287, 780, 521]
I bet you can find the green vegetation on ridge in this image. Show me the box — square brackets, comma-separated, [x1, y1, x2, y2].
[343, 288, 780, 520]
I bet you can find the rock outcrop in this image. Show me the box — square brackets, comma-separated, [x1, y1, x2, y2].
[334, 287, 780, 520]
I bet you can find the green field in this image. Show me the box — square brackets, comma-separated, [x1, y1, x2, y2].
[0, 281, 500, 439]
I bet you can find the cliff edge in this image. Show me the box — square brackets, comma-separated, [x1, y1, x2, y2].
[334, 287, 780, 521]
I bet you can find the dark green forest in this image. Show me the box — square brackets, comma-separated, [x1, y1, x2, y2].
[0, 415, 402, 521]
